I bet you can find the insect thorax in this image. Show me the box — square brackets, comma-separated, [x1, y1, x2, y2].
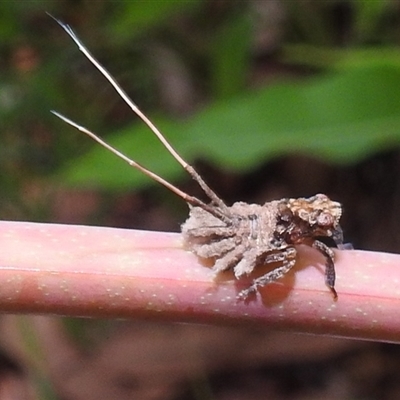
[181, 194, 342, 260]
[182, 201, 283, 256]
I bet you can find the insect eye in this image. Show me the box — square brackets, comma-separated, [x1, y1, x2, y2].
[316, 212, 334, 226]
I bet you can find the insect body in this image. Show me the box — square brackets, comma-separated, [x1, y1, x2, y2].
[183, 195, 343, 299]
[50, 16, 344, 300]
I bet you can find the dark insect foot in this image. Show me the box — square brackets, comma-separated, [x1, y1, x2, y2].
[236, 286, 258, 302]
[329, 286, 338, 300]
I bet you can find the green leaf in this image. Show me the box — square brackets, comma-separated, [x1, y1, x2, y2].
[58, 65, 400, 191]
[283, 44, 400, 70]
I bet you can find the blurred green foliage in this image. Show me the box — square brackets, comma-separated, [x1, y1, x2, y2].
[2, 0, 400, 217]
[4, 4, 400, 398]
[63, 65, 400, 190]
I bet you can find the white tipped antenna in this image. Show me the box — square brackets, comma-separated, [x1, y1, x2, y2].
[49, 14, 230, 218]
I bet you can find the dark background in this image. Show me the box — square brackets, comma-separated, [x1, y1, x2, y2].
[1, 1, 400, 399]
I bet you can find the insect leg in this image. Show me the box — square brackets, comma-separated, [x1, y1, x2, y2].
[190, 238, 237, 258]
[313, 240, 337, 299]
[212, 244, 246, 274]
[237, 247, 297, 299]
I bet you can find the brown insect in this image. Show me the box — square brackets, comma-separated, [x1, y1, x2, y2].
[50, 16, 345, 300]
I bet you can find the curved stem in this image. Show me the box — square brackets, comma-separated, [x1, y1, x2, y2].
[0, 221, 398, 342]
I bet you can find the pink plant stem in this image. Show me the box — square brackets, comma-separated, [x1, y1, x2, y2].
[0, 220, 398, 342]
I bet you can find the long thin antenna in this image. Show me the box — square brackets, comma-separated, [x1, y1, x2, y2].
[51, 111, 225, 217]
[48, 13, 229, 215]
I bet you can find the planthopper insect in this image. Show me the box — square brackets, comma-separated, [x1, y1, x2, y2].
[50, 16, 345, 300]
